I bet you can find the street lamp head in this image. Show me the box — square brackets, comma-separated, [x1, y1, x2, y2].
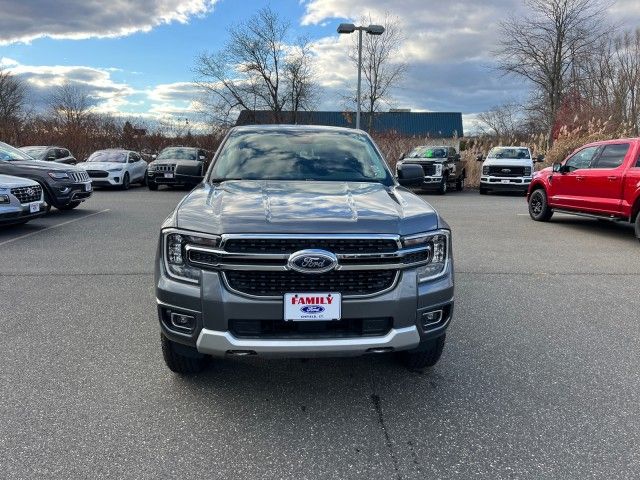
[337, 23, 356, 34]
[366, 24, 385, 35]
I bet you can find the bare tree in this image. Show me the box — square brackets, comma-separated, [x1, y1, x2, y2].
[194, 6, 316, 125]
[49, 82, 92, 128]
[0, 68, 28, 142]
[477, 102, 524, 137]
[346, 13, 408, 131]
[495, 0, 610, 147]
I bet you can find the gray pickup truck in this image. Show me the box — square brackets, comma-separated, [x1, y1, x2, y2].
[155, 125, 454, 374]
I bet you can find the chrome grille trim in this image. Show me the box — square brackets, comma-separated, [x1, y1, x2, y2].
[10, 185, 42, 204]
[70, 171, 90, 182]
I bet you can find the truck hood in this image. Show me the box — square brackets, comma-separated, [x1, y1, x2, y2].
[175, 180, 441, 235]
[0, 174, 40, 189]
[482, 158, 533, 167]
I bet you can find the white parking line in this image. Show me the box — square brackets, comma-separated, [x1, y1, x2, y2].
[0, 209, 111, 247]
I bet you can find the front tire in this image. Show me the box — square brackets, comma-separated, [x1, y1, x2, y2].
[121, 173, 130, 190]
[456, 176, 464, 192]
[438, 176, 448, 195]
[528, 188, 553, 221]
[634, 212, 640, 242]
[148, 181, 158, 191]
[140, 171, 147, 186]
[398, 334, 446, 370]
[161, 335, 207, 374]
[58, 200, 81, 210]
[479, 187, 488, 195]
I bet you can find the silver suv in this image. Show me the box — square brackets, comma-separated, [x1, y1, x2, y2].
[155, 125, 454, 373]
[0, 174, 46, 226]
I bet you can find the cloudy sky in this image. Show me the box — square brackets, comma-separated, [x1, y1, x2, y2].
[1, 0, 639, 133]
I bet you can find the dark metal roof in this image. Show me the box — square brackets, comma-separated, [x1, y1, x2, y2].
[235, 110, 463, 137]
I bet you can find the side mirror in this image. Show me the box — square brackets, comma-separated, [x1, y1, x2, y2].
[476, 154, 483, 162]
[47, 155, 56, 161]
[455, 153, 461, 161]
[199, 155, 206, 161]
[175, 161, 204, 183]
[552, 162, 563, 173]
[536, 155, 545, 163]
[396, 163, 424, 187]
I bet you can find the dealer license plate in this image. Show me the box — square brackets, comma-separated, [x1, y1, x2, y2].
[164, 173, 174, 179]
[501, 179, 511, 184]
[29, 202, 40, 213]
[284, 293, 341, 321]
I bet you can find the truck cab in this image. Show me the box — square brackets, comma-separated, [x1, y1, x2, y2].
[478, 146, 542, 195]
[528, 138, 640, 241]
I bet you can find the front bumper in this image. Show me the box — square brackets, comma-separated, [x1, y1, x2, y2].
[420, 176, 444, 189]
[481, 176, 531, 191]
[48, 180, 93, 205]
[88, 172, 124, 187]
[0, 201, 47, 225]
[148, 171, 184, 185]
[156, 258, 454, 358]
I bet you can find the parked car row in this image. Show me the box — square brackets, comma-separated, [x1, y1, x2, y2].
[0, 141, 92, 225]
[0, 141, 214, 226]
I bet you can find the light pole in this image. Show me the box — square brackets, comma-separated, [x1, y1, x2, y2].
[337, 23, 385, 130]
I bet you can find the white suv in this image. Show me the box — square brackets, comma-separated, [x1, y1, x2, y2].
[0, 174, 46, 226]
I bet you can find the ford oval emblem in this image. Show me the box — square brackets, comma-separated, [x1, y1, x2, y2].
[501, 168, 511, 173]
[301, 306, 325, 314]
[287, 249, 338, 274]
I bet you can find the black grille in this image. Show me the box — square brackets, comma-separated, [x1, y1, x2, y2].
[420, 163, 437, 176]
[488, 166, 526, 177]
[156, 164, 176, 172]
[86, 170, 108, 178]
[229, 317, 393, 339]
[224, 238, 398, 254]
[11, 185, 42, 204]
[225, 269, 397, 297]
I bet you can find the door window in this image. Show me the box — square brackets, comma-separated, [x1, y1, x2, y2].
[635, 153, 640, 168]
[592, 144, 629, 169]
[565, 146, 599, 172]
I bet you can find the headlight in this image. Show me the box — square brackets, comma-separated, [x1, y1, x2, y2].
[0, 194, 10, 204]
[524, 167, 532, 176]
[162, 229, 221, 284]
[402, 230, 451, 282]
[108, 167, 123, 172]
[48, 172, 69, 180]
[434, 164, 443, 176]
[148, 163, 156, 171]
[482, 166, 489, 175]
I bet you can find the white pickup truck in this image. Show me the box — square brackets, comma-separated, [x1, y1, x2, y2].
[477, 147, 543, 195]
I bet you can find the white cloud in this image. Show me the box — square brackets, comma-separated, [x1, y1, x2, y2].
[0, 0, 218, 44]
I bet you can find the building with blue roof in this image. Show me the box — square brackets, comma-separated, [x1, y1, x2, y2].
[235, 110, 463, 138]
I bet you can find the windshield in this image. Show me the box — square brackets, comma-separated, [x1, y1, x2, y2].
[210, 129, 393, 185]
[488, 147, 531, 159]
[0, 142, 35, 161]
[20, 147, 46, 159]
[87, 151, 127, 163]
[157, 148, 198, 161]
[407, 146, 448, 159]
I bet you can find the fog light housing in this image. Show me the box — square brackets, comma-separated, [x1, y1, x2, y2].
[421, 309, 443, 330]
[170, 312, 196, 332]
[0, 194, 9, 204]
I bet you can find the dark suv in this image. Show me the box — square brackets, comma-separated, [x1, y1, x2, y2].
[0, 141, 92, 210]
[20, 146, 77, 165]
[147, 147, 208, 190]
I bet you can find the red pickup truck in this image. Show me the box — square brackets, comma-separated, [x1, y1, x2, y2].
[527, 138, 640, 241]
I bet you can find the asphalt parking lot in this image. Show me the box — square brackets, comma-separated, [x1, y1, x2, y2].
[1, 187, 639, 479]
